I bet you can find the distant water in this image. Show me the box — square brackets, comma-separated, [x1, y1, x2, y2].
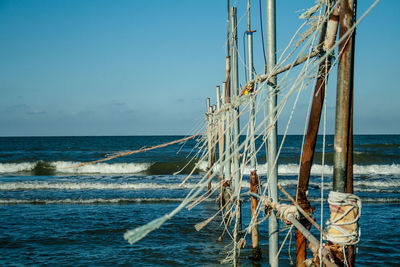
[0, 135, 399, 266]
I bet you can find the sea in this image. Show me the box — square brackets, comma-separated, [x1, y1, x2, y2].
[0, 135, 399, 266]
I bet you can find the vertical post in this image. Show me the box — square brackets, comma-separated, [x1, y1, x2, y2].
[230, 6, 240, 197]
[206, 98, 213, 192]
[222, 82, 231, 220]
[219, 84, 226, 210]
[250, 170, 261, 260]
[345, 1, 356, 266]
[224, 0, 231, 189]
[247, 0, 256, 171]
[333, 0, 355, 193]
[266, 0, 278, 266]
[333, 2, 356, 265]
[231, 7, 242, 266]
[226, 0, 231, 105]
[216, 86, 222, 181]
[247, 0, 260, 260]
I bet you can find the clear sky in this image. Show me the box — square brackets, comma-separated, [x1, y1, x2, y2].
[0, 0, 399, 136]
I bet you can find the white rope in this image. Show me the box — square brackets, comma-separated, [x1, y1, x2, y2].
[325, 191, 362, 245]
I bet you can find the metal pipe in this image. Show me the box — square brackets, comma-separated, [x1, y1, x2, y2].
[230, 7, 240, 198]
[345, 1, 357, 266]
[216, 86, 221, 110]
[333, 0, 355, 193]
[231, 7, 242, 266]
[247, 0, 256, 171]
[266, 0, 278, 265]
[225, 0, 231, 105]
[206, 98, 213, 192]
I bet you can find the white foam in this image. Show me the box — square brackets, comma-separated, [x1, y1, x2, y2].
[0, 198, 186, 205]
[1, 161, 400, 176]
[53, 161, 151, 174]
[0, 181, 201, 191]
[1, 196, 398, 205]
[200, 162, 400, 176]
[0, 161, 151, 174]
[0, 162, 36, 173]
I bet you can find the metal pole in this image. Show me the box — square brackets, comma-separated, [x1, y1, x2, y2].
[206, 98, 213, 192]
[219, 84, 226, 210]
[345, 1, 356, 266]
[224, 0, 231, 188]
[231, 6, 240, 197]
[231, 7, 242, 266]
[224, 88, 231, 183]
[333, 0, 355, 193]
[216, 86, 221, 111]
[266, 0, 278, 265]
[247, 0, 256, 171]
[247, 0, 260, 260]
[226, 0, 231, 105]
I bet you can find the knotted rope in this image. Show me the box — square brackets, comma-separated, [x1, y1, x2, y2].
[326, 191, 362, 245]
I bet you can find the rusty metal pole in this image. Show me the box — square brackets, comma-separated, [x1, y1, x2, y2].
[333, 0, 355, 193]
[250, 170, 262, 260]
[231, 6, 240, 202]
[224, 0, 232, 207]
[230, 8, 243, 265]
[294, 3, 339, 266]
[333, 1, 356, 265]
[247, 0, 260, 260]
[346, 1, 357, 266]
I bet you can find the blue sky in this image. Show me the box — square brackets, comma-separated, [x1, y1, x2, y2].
[0, 0, 399, 136]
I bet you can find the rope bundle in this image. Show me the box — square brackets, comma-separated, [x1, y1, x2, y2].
[326, 191, 362, 245]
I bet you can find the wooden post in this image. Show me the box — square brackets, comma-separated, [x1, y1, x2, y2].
[250, 170, 262, 260]
[294, 3, 339, 266]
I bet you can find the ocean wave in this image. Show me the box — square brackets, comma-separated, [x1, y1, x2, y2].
[0, 161, 151, 174]
[1, 161, 400, 176]
[1, 196, 399, 205]
[0, 181, 202, 191]
[0, 198, 186, 205]
[1, 178, 398, 192]
[201, 162, 400, 176]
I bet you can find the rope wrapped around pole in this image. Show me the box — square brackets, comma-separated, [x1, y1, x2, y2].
[326, 191, 361, 245]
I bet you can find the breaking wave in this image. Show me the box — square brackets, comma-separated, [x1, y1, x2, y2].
[201, 162, 400, 176]
[0, 161, 151, 174]
[1, 196, 399, 205]
[0, 198, 186, 205]
[0, 179, 398, 192]
[1, 161, 400, 176]
[0, 181, 201, 191]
